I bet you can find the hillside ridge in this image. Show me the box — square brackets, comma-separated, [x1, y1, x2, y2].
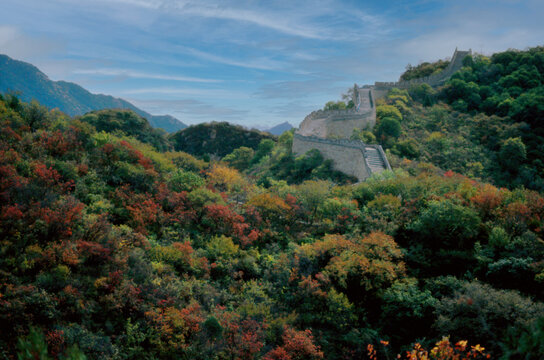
[0, 54, 187, 132]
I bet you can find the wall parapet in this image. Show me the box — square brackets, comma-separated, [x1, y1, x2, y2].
[294, 133, 369, 149]
[376, 144, 392, 171]
[303, 108, 374, 120]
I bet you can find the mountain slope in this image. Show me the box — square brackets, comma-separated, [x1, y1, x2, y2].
[266, 121, 293, 135]
[0, 54, 187, 132]
[1, 94, 543, 358]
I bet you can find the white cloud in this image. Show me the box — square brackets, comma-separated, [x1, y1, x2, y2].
[128, 97, 249, 123]
[93, 0, 381, 41]
[174, 46, 285, 71]
[171, 3, 330, 40]
[121, 87, 248, 99]
[0, 25, 60, 59]
[73, 68, 221, 83]
[78, 0, 163, 9]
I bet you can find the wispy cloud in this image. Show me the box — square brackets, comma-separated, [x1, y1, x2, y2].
[78, 0, 163, 9]
[97, 0, 381, 41]
[268, 100, 318, 121]
[73, 68, 221, 83]
[171, 3, 331, 40]
[254, 75, 345, 100]
[129, 97, 249, 122]
[175, 46, 286, 71]
[121, 87, 248, 99]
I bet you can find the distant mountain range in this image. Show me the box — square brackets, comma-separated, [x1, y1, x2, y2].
[0, 54, 187, 132]
[263, 121, 293, 135]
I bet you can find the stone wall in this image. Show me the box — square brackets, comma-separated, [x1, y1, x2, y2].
[292, 134, 383, 181]
[297, 88, 376, 138]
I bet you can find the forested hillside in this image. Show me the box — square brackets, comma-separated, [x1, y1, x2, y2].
[380, 46, 544, 191]
[1, 46, 544, 360]
[0, 55, 187, 133]
[169, 122, 276, 158]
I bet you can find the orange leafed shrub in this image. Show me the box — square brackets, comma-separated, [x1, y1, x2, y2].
[264, 326, 324, 360]
[207, 164, 246, 192]
[299, 232, 406, 292]
[366, 338, 489, 360]
[248, 193, 291, 214]
[470, 184, 505, 218]
[145, 303, 203, 352]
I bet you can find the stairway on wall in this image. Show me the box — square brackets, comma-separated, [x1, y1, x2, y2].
[357, 88, 372, 111]
[364, 147, 387, 173]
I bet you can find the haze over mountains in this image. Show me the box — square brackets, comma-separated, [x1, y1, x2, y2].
[0, 54, 187, 132]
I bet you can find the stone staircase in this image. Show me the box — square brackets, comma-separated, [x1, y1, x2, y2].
[364, 146, 387, 174]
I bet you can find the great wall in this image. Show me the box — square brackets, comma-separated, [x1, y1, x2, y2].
[292, 48, 471, 182]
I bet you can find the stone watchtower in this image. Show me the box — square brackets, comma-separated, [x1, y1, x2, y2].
[292, 49, 471, 182]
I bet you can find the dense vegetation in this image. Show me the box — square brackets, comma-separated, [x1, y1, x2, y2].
[1, 46, 544, 360]
[349, 46, 544, 192]
[169, 122, 276, 159]
[79, 110, 172, 153]
[400, 59, 450, 81]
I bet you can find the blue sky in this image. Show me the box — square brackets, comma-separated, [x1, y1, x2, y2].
[1, 0, 543, 128]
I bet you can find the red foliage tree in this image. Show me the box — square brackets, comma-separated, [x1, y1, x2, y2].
[264, 326, 323, 360]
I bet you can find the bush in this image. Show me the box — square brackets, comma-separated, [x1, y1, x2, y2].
[434, 281, 544, 354]
[375, 117, 401, 141]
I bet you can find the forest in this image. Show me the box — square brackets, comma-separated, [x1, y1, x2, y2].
[1, 46, 544, 360]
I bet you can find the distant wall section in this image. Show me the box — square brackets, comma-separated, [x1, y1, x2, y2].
[371, 49, 472, 98]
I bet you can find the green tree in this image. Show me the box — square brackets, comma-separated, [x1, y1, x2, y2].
[295, 180, 330, 222]
[323, 101, 347, 111]
[223, 146, 255, 171]
[375, 117, 401, 141]
[252, 139, 275, 164]
[168, 170, 204, 192]
[499, 137, 526, 172]
[376, 105, 402, 122]
[409, 199, 481, 249]
[434, 281, 544, 355]
[408, 83, 437, 106]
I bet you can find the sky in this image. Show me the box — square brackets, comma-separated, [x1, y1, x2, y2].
[1, 0, 543, 128]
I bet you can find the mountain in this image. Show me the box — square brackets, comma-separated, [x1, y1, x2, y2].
[265, 121, 293, 135]
[0, 54, 187, 132]
[169, 121, 276, 157]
